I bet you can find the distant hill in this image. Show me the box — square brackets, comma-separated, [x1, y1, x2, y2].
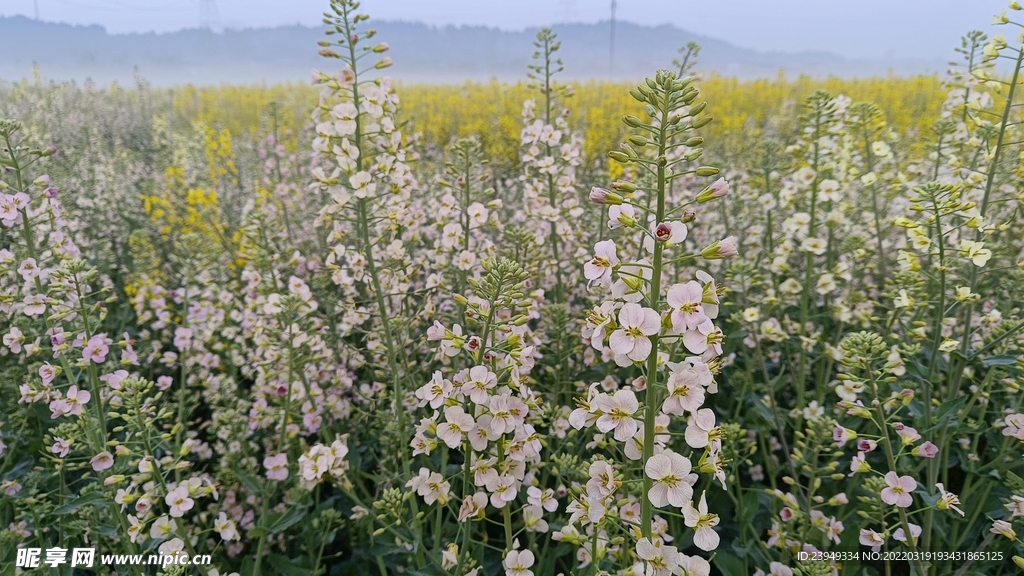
[0, 15, 944, 86]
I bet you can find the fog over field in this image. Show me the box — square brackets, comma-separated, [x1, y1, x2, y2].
[0, 15, 966, 86]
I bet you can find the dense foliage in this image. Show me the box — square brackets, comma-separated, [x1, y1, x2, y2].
[2, 2, 1024, 576]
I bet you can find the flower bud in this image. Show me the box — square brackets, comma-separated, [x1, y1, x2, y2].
[622, 115, 643, 128]
[375, 57, 393, 69]
[627, 134, 648, 147]
[33, 175, 50, 187]
[684, 136, 704, 147]
[688, 101, 707, 116]
[695, 166, 720, 177]
[608, 151, 630, 163]
[589, 187, 623, 205]
[612, 180, 636, 193]
[696, 178, 730, 203]
[701, 236, 739, 260]
[1014, 556, 1024, 569]
[691, 115, 714, 129]
[629, 88, 646, 102]
[683, 148, 703, 162]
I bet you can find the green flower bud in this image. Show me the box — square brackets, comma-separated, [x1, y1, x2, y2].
[612, 180, 637, 193]
[684, 148, 704, 162]
[695, 166, 720, 177]
[691, 115, 714, 129]
[622, 114, 643, 128]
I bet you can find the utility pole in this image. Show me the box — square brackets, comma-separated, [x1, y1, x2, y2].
[610, 0, 616, 77]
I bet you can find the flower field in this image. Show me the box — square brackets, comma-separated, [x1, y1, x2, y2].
[2, 1, 1024, 575]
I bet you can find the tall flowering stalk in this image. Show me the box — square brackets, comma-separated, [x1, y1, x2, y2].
[577, 69, 736, 574]
[519, 28, 585, 304]
[312, 0, 417, 465]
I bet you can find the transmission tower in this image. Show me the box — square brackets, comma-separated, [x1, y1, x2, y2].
[609, 0, 616, 77]
[199, 0, 220, 31]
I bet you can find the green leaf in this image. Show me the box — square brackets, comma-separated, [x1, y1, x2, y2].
[934, 396, 967, 421]
[268, 506, 307, 534]
[924, 396, 968, 433]
[740, 490, 760, 526]
[268, 554, 314, 576]
[712, 550, 746, 576]
[981, 355, 1019, 367]
[54, 491, 107, 515]
[236, 470, 264, 494]
[2, 457, 35, 480]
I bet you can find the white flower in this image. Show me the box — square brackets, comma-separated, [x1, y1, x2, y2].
[584, 240, 619, 288]
[609, 303, 661, 363]
[800, 237, 827, 255]
[126, 514, 144, 543]
[158, 537, 185, 557]
[662, 367, 706, 415]
[462, 365, 497, 404]
[503, 549, 535, 576]
[165, 486, 195, 518]
[214, 512, 239, 541]
[149, 515, 176, 540]
[594, 389, 639, 441]
[678, 554, 712, 576]
[959, 239, 992, 266]
[685, 408, 718, 449]
[417, 371, 452, 409]
[636, 537, 679, 576]
[437, 405, 476, 449]
[683, 491, 720, 551]
[645, 450, 694, 508]
[666, 281, 708, 333]
[458, 492, 488, 521]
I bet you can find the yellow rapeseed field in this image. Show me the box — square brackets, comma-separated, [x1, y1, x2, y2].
[172, 75, 946, 168]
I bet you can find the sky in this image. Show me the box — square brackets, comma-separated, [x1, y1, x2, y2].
[1, 0, 1010, 60]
